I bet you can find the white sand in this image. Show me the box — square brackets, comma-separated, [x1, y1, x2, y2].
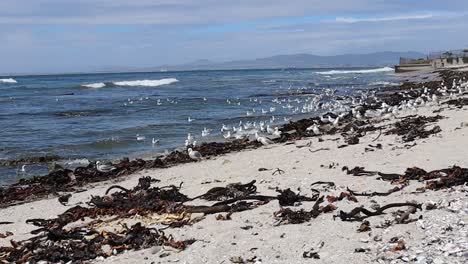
[1, 103, 467, 264]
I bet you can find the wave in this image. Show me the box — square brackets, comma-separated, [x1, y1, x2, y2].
[0, 78, 17, 83]
[113, 78, 178, 87]
[369, 81, 400, 86]
[317, 67, 394, 75]
[79, 78, 178, 88]
[81, 82, 106, 89]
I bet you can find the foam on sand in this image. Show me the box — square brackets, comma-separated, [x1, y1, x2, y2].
[317, 67, 394, 75]
[0, 78, 17, 83]
[81, 82, 106, 89]
[113, 78, 179, 87]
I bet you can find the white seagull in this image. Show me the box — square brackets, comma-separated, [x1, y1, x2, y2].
[96, 161, 116, 173]
[188, 148, 202, 161]
[255, 132, 273, 145]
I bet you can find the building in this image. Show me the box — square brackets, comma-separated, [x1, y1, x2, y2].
[395, 49, 468, 73]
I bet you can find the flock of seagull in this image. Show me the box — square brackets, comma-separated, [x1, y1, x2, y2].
[129, 77, 468, 162]
[181, 77, 468, 160]
[17, 76, 468, 174]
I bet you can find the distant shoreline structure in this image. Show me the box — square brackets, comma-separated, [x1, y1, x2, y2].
[395, 48, 468, 73]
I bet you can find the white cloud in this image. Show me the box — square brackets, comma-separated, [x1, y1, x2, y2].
[335, 13, 434, 23]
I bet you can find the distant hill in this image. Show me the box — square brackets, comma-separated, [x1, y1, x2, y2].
[142, 51, 425, 72]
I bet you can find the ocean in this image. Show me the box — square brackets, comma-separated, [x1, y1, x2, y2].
[0, 67, 398, 185]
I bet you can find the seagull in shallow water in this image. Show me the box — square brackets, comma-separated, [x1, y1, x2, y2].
[136, 134, 146, 141]
[188, 148, 202, 161]
[96, 161, 116, 173]
[152, 138, 160, 146]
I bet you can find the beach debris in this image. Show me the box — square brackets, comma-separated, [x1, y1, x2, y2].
[57, 193, 72, 205]
[342, 166, 377, 176]
[302, 249, 320, 259]
[272, 168, 285, 175]
[216, 212, 232, 221]
[390, 239, 406, 252]
[273, 196, 335, 225]
[193, 180, 257, 201]
[385, 115, 443, 142]
[0, 222, 194, 263]
[357, 220, 371, 232]
[308, 147, 330, 153]
[346, 186, 402, 197]
[230, 256, 245, 263]
[354, 247, 371, 253]
[326, 192, 358, 203]
[337, 202, 422, 221]
[0, 231, 13, 238]
[394, 202, 419, 224]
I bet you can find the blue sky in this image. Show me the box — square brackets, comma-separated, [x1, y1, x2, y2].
[1, 0, 468, 74]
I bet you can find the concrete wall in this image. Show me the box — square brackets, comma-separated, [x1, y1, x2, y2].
[432, 57, 468, 68]
[394, 64, 433, 73]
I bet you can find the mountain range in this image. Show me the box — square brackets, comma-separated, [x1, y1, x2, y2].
[120, 51, 425, 72]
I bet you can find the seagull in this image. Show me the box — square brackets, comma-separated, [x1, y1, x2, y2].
[188, 117, 194, 123]
[272, 127, 282, 137]
[223, 131, 231, 139]
[188, 148, 202, 161]
[136, 134, 146, 141]
[152, 138, 160, 145]
[255, 132, 273, 145]
[96, 161, 116, 173]
[332, 117, 340, 127]
[202, 127, 212, 137]
[306, 124, 321, 135]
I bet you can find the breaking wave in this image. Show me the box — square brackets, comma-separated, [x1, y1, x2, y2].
[317, 67, 394, 75]
[0, 78, 17, 83]
[80, 78, 179, 88]
[113, 78, 179, 87]
[81, 82, 106, 88]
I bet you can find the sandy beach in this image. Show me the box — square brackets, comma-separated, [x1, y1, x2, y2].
[1, 71, 468, 264]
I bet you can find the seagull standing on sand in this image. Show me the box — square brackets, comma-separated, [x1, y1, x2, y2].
[255, 132, 273, 145]
[306, 124, 321, 135]
[96, 161, 116, 173]
[188, 148, 202, 161]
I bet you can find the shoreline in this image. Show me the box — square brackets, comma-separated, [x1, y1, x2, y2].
[1, 69, 467, 263]
[0, 69, 462, 206]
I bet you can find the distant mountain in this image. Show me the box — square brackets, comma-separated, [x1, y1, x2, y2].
[148, 51, 425, 72]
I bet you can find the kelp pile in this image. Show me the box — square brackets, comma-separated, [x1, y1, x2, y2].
[1, 69, 467, 209]
[0, 178, 318, 263]
[385, 115, 443, 142]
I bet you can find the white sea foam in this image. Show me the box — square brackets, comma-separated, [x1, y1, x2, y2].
[113, 78, 178, 87]
[317, 67, 394, 75]
[82, 82, 106, 88]
[369, 81, 400, 86]
[0, 78, 17, 83]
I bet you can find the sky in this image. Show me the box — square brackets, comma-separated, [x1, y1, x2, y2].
[1, 0, 468, 74]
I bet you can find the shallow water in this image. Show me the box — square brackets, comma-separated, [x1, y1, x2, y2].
[0, 67, 398, 184]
